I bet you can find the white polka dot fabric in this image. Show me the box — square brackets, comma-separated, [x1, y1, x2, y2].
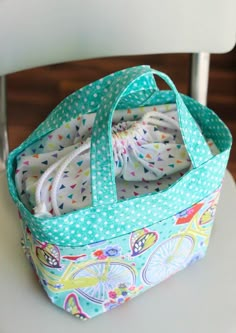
[7, 66, 232, 246]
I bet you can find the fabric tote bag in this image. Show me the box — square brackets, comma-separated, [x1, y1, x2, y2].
[7, 66, 232, 319]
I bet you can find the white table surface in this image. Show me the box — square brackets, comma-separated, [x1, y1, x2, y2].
[0, 170, 236, 333]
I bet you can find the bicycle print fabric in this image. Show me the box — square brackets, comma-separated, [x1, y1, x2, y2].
[7, 66, 232, 319]
[21, 188, 220, 319]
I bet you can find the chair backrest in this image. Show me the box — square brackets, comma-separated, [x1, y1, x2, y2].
[0, 0, 235, 75]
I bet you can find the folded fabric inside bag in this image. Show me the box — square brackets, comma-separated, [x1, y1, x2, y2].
[15, 103, 218, 217]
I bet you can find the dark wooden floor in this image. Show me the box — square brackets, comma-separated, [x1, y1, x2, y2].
[7, 48, 236, 179]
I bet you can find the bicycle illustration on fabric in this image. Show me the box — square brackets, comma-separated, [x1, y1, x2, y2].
[21, 188, 220, 318]
[142, 196, 218, 285]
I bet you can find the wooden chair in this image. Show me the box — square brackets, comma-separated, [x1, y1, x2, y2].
[0, 1, 235, 332]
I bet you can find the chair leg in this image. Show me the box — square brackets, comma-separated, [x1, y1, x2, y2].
[190, 53, 210, 106]
[0, 76, 8, 171]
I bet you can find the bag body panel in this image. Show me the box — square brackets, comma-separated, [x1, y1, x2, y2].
[21, 188, 220, 319]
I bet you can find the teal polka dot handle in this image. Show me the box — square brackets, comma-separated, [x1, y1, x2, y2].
[90, 66, 213, 207]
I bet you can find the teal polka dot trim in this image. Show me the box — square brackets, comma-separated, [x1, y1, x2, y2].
[7, 66, 232, 247]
